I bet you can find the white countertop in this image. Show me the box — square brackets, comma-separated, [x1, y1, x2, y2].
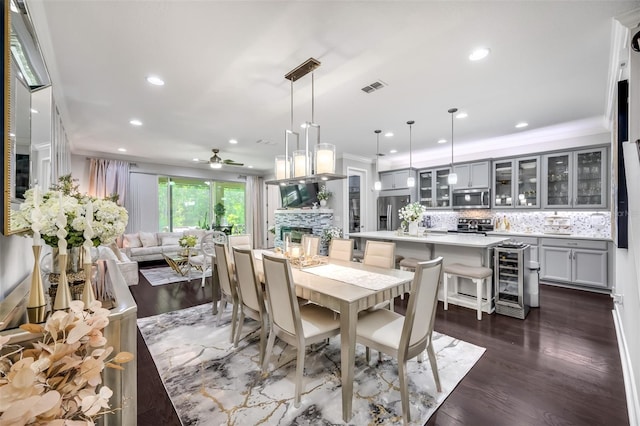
[349, 231, 509, 248]
[487, 230, 613, 242]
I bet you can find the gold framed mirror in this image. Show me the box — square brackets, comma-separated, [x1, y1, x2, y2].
[3, 0, 51, 235]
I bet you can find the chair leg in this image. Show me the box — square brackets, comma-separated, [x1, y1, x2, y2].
[399, 359, 411, 425]
[426, 341, 442, 392]
[295, 345, 305, 408]
[262, 329, 276, 373]
[443, 273, 449, 310]
[230, 302, 239, 343]
[475, 278, 482, 320]
[215, 299, 226, 326]
[258, 317, 267, 366]
[365, 347, 371, 363]
[201, 269, 206, 288]
[234, 310, 245, 347]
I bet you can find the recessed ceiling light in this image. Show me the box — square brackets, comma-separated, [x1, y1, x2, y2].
[146, 75, 165, 86]
[129, 119, 142, 126]
[437, 139, 447, 144]
[385, 132, 394, 137]
[248, 165, 254, 169]
[117, 148, 127, 152]
[515, 122, 529, 129]
[456, 112, 468, 119]
[30, 108, 38, 113]
[389, 149, 397, 154]
[229, 139, 238, 144]
[192, 158, 200, 162]
[469, 47, 490, 61]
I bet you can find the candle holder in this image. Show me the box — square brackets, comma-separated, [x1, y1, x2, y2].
[81, 262, 96, 306]
[27, 245, 47, 323]
[53, 253, 73, 311]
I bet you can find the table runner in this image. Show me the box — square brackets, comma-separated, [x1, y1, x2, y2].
[302, 263, 406, 290]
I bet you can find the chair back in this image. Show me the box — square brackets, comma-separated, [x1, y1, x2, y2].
[214, 242, 235, 299]
[228, 234, 252, 263]
[202, 231, 226, 257]
[400, 257, 443, 356]
[262, 254, 301, 337]
[301, 234, 320, 256]
[363, 240, 396, 268]
[233, 247, 264, 314]
[328, 238, 354, 262]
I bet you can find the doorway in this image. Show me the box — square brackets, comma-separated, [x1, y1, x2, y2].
[346, 168, 367, 234]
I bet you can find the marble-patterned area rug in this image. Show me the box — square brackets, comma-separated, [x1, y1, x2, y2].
[138, 303, 485, 425]
[140, 266, 212, 286]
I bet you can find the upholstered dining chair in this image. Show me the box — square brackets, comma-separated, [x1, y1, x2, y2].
[228, 234, 252, 263]
[301, 234, 321, 256]
[232, 247, 268, 363]
[189, 231, 226, 288]
[328, 238, 354, 262]
[261, 253, 341, 407]
[363, 240, 396, 269]
[355, 257, 444, 425]
[213, 241, 239, 343]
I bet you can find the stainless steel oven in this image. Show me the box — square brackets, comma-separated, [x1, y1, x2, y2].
[452, 188, 490, 209]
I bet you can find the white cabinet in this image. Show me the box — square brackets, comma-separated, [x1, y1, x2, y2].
[540, 238, 608, 288]
[542, 148, 607, 209]
[452, 161, 490, 189]
[418, 167, 452, 209]
[380, 169, 414, 190]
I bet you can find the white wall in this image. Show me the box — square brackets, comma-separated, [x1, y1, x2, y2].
[0, 234, 33, 299]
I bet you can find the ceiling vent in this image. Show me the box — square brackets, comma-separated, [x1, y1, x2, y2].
[361, 80, 387, 94]
[255, 139, 277, 146]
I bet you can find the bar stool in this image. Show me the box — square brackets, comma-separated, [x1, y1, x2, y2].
[399, 257, 429, 272]
[353, 249, 364, 262]
[443, 263, 493, 320]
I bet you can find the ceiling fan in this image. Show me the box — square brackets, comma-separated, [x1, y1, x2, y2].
[206, 149, 244, 168]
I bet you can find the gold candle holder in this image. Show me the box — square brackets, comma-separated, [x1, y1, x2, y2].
[27, 245, 47, 323]
[53, 253, 72, 311]
[81, 262, 96, 306]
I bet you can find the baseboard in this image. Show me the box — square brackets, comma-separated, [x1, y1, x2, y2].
[613, 306, 639, 426]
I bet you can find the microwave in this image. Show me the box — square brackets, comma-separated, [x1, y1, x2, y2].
[452, 188, 491, 209]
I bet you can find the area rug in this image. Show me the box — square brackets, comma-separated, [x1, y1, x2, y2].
[138, 303, 485, 425]
[140, 266, 212, 286]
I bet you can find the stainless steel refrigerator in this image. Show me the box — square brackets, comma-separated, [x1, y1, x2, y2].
[377, 195, 411, 231]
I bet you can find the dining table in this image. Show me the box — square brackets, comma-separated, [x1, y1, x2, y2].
[251, 251, 414, 422]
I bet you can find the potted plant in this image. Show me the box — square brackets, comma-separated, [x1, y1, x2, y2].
[317, 185, 331, 207]
[213, 203, 226, 228]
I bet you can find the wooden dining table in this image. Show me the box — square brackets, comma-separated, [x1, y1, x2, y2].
[251, 251, 414, 422]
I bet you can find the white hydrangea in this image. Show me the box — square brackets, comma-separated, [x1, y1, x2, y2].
[398, 202, 427, 223]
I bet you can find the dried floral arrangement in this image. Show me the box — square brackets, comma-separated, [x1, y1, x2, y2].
[0, 301, 133, 425]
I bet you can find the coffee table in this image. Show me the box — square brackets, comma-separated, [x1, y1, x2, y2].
[162, 249, 196, 277]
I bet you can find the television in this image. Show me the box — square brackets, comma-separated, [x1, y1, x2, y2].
[279, 183, 320, 208]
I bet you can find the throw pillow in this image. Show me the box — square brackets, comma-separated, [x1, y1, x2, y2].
[123, 233, 142, 248]
[139, 232, 158, 247]
[184, 229, 205, 241]
[161, 236, 181, 246]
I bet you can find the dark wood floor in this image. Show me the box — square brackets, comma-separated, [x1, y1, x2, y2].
[130, 266, 628, 426]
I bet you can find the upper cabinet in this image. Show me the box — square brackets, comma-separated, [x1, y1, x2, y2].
[493, 156, 540, 209]
[452, 161, 490, 189]
[419, 167, 452, 209]
[542, 148, 607, 209]
[380, 169, 416, 191]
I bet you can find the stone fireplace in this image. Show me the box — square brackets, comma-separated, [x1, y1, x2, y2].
[274, 209, 334, 255]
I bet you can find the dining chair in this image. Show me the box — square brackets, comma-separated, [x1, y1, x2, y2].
[189, 231, 226, 288]
[355, 257, 444, 425]
[228, 234, 252, 263]
[363, 240, 397, 311]
[328, 238, 354, 262]
[232, 247, 268, 363]
[213, 241, 239, 343]
[261, 253, 341, 407]
[301, 234, 320, 256]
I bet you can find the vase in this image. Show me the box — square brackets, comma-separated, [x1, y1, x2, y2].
[408, 221, 419, 236]
[53, 253, 73, 310]
[320, 199, 327, 207]
[27, 245, 47, 323]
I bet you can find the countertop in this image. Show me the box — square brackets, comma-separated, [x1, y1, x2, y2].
[349, 231, 509, 248]
[487, 230, 613, 242]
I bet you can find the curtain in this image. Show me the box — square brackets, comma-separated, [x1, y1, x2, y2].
[246, 176, 264, 248]
[88, 158, 130, 205]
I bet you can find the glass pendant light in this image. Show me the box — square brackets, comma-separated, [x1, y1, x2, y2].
[373, 130, 382, 191]
[447, 108, 458, 185]
[406, 120, 415, 188]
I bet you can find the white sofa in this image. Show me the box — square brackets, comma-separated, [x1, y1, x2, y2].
[95, 245, 139, 286]
[121, 230, 211, 262]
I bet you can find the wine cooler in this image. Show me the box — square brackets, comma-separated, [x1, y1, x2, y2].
[494, 243, 531, 319]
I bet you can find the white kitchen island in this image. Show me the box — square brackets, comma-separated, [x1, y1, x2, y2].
[349, 230, 510, 315]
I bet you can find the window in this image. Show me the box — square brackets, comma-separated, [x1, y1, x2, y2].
[158, 177, 245, 233]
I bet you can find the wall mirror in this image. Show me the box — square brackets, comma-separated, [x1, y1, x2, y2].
[3, 0, 52, 235]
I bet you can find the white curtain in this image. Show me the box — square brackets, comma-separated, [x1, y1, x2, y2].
[88, 158, 130, 205]
[246, 176, 264, 248]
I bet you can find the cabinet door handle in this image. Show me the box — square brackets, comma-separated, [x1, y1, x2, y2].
[568, 252, 572, 259]
[567, 242, 578, 246]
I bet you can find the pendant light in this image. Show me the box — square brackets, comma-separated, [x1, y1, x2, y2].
[447, 108, 458, 185]
[373, 130, 382, 191]
[406, 120, 415, 188]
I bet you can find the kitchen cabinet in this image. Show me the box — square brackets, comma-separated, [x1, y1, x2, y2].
[452, 161, 490, 189]
[418, 167, 452, 209]
[493, 156, 540, 208]
[540, 238, 608, 288]
[542, 147, 607, 209]
[380, 169, 415, 190]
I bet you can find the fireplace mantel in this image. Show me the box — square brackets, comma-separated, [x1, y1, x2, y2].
[275, 208, 333, 214]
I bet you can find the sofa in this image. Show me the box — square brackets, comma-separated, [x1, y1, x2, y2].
[121, 229, 211, 262]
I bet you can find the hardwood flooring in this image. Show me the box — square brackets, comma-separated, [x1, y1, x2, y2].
[130, 265, 628, 426]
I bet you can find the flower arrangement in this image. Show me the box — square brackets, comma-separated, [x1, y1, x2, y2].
[398, 202, 427, 224]
[317, 185, 331, 201]
[12, 175, 128, 249]
[321, 226, 343, 243]
[0, 300, 134, 425]
[179, 235, 197, 248]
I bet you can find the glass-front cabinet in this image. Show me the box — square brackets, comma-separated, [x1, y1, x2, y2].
[419, 167, 452, 209]
[542, 147, 606, 209]
[492, 156, 540, 209]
